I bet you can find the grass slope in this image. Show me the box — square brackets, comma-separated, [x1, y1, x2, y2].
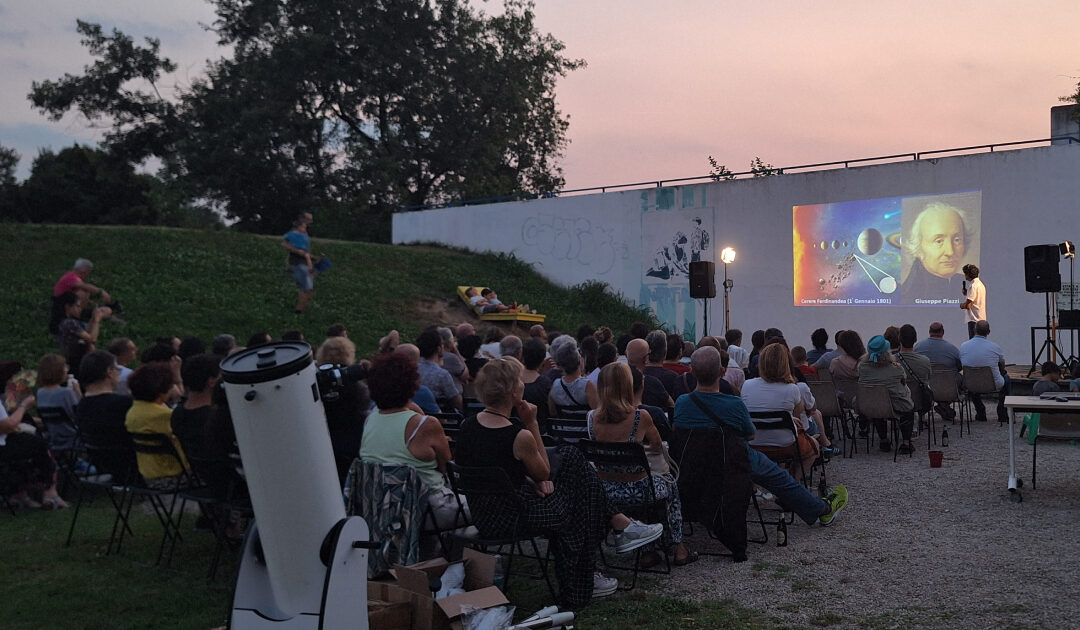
[0, 223, 653, 365]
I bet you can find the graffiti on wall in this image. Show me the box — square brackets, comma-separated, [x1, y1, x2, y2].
[638, 186, 714, 340]
[520, 214, 628, 275]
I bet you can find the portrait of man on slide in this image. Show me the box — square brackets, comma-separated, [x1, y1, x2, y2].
[900, 198, 979, 304]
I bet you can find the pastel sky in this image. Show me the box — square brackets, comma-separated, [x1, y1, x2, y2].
[2, 0, 1078, 190]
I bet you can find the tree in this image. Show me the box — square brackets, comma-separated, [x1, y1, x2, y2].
[707, 155, 734, 181]
[19, 144, 216, 227]
[1061, 80, 1080, 124]
[749, 156, 780, 177]
[707, 155, 780, 180]
[0, 144, 25, 220]
[29, 1, 583, 240]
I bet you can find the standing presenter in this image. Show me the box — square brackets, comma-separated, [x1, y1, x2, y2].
[282, 212, 315, 314]
[960, 264, 985, 339]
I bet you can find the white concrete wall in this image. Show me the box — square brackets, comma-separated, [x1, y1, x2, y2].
[394, 144, 1080, 365]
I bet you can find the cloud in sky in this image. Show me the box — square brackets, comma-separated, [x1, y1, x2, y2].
[2, 0, 1078, 188]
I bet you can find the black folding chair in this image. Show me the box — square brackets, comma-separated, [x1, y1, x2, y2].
[577, 439, 671, 590]
[445, 462, 556, 600]
[36, 405, 81, 494]
[544, 417, 588, 446]
[64, 429, 139, 553]
[807, 380, 853, 458]
[127, 432, 198, 565]
[182, 453, 252, 580]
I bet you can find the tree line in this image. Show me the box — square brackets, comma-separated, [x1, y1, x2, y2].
[1, 0, 583, 241]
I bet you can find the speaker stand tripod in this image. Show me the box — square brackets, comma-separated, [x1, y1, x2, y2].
[701, 298, 709, 337]
[1029, 291, 1067, 376]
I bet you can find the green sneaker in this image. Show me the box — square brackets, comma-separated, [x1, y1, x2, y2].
[819, 485, 848, 527]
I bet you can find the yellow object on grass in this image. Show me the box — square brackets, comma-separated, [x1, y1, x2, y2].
[457, 285, 546, 323]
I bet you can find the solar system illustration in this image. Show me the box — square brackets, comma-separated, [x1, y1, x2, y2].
[792, 195, 905, 306]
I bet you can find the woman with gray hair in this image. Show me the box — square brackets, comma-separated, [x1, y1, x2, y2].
[548, 338, 599, 417]
[858, 334, 915, 454]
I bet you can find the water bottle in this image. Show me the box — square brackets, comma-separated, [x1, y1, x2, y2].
[776, 518, 788, 547]
[941, 426, 949, 447]
[492, 553, 506, 591]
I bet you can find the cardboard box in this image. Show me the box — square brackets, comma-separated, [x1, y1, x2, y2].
[390, 548, 510, 630]
[368, 582, 414, 630]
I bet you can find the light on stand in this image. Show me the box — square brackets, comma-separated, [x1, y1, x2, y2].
[1061, 241, 1078, 366]
[720, 247, 736, 333]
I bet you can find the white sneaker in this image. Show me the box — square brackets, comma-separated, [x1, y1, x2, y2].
[612, 519, 663, 553]
[592, 572, 618, 598]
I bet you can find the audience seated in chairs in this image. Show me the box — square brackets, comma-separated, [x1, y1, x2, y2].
[314, 337, 370, 486]
[125, 363, 190, 490]
[171, 354, 221, 469]
[742, 343, 821, 479]
[455, 356, 663, 608]
[35, 352, 82, 456]
[358, 353, 460, 556]
[588, 362, 695, 567]
[75, 351, 136, 484]
[674, 347, 848, 530]
[829, 330, 865, 384]
[548, 338, 598, 419]
[1, 364, 67, 510]
[858, 335, 916, 455]
[521, 339, 553, 431]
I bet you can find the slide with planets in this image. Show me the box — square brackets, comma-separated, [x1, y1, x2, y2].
[793, 191, 981, 307]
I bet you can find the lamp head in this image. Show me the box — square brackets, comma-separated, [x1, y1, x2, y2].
[720, 247, 736, 264]
[1060, 241, 1076, 260]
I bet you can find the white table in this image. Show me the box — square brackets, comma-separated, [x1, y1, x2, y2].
[1003, 395, 1080, 502]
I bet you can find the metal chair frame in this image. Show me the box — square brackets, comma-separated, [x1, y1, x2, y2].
[577, 439, 672, 590]
[445, 462, 556, 600]
[962, 365, 999, 425]
[930, 369, 969, 437]
[856, 383, 907, 462]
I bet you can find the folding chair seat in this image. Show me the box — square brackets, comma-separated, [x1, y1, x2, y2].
[962, 365, 998, 426]
[856, 384, 907, 462]
[1031, 413, 1080, 489]
[930, 369, 968, 436]
[445, 462, 556, 600]
[544, 417, 588, 446]
[577, 439, 671, 590]
[807, 380, 852, 458]
[551, 403, 590, 422]
[748, 410, 811, 485]
[127, 432, 198, 565]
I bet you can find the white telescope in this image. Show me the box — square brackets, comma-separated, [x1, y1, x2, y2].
[221, 342, 371, 629]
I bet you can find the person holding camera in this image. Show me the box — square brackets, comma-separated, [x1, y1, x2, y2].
[55, 291, 111, 380]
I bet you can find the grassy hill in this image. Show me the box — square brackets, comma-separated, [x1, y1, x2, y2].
[0, 223, 653, 366]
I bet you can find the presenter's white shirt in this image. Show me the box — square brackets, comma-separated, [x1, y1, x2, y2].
[965, 277, 986, 322]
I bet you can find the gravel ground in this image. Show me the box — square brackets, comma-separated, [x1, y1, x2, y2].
[662, 415, 1080, 629]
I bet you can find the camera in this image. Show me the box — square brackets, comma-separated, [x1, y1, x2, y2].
[315, 363, 366, 402]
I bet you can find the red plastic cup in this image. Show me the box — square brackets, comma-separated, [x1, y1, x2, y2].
[929, 450, 944, 468]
